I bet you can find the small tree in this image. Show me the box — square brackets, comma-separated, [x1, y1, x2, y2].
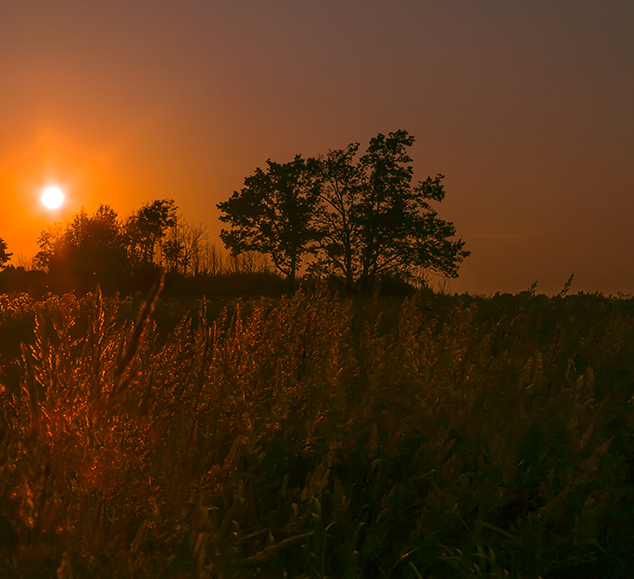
[34, 222, 64, 271]
[218, 155, 319, 287]
[162, 238, 187, 273]
[0, 238, 12, 268]
[125, 199, 178, 270]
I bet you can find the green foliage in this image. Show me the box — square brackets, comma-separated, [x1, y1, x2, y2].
[0, 288, 633, 577]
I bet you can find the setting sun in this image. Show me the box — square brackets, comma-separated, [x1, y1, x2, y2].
[42, 187, 64, 209]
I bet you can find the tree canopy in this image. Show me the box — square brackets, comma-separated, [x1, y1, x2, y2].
[35, 205, 130, 280]
[218, 155, 320, 286]
[126, 199, 178, 270]
[218, 130, 470, 291]
[34, 199, 189, 280]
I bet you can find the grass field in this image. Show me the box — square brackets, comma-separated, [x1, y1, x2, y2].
[1, 281, 633, 578]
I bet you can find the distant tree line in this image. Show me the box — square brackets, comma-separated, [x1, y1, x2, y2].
[29, 199, 269, 282]
[218, 129, 470, 292]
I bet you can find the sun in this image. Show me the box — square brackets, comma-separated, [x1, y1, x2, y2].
[42, 187, 64, 209]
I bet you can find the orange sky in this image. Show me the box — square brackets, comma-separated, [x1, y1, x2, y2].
[2, 1, 633, 295]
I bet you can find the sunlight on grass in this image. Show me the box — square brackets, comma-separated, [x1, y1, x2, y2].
[0, 286, 633, 577]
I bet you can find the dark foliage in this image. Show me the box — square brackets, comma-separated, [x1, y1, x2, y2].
[218, 130, 470, 293]
[33, 200, 185, 283]
[35, 205, 131, 281]
[312, 130, 470, 292]
[218, 155, 320, 287]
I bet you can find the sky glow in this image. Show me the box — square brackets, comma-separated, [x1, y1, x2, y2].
[1, 1, 633, 294]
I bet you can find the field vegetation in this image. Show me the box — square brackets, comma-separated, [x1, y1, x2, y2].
[1, 281, 633, 578]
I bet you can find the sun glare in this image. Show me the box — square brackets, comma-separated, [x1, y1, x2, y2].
[42, 187, 64, 209]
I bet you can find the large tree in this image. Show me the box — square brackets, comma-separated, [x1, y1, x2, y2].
[218, 155, 320, 286]
[313, 130, 470, 291]
[0, 238, 12, 268]
[217, 130, 469, 292]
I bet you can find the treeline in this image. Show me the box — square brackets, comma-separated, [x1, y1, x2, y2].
[1, 128, 470, 293]
[27, 199, 269, 282]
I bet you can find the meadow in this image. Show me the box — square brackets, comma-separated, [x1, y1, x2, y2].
[1, 280, 633, 578]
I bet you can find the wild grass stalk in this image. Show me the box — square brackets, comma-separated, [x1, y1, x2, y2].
[0, 286, 633, 577]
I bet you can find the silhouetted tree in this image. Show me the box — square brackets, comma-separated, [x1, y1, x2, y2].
[217, 132, 469, 292]
[0, 238, 12, 268]
[310, 142, 363, 291]
[125, 199, 178, 270]
[34, 222, 63, 271]
[218, 155, 319, 287]
[35, 206, 129, 280]
[162, 238, 187, 273]
[161, 217, 209, 275]
[313, 130, 470, 291]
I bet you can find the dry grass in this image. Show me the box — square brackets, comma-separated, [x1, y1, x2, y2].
[0, 285, 633, 578]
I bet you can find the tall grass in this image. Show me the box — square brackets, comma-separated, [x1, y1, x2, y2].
[0, 286, 633, 577]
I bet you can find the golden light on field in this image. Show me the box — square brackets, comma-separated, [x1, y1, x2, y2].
[42, 187, 64, 209]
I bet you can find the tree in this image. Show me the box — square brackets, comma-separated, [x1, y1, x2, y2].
[125, 199, 178, 270]
[0, 238, 12, 268]
[35, 206, 130, 280]
[310, 142, 363, 291]
[217, 155, 320, 287]
[217, 130, 469, 292]
[162, 238, 187, 274]
[201, 241, 225, 276]
[313, 130, 470, 292]
[34, 222, 63, 271]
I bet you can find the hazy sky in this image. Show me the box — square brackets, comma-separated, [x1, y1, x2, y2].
[2, 0, 633, 295]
